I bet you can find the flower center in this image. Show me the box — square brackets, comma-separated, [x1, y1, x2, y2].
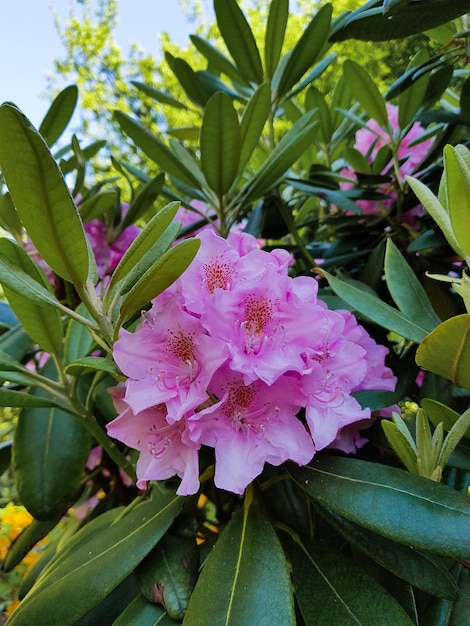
[203, 258, 235, 292]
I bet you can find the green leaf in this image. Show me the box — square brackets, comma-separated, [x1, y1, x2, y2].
[398, 49, 430, 128]
[289, 455, 470, 559]
[382, 419, 418, 475]
[241, 110, 318, 205]
[293, 541, 415, 625]
[0, 238, 63, 356]
[384, 239, 441, 333]
[238, 83, 271, 174]
[0, 325, 34, 363]
[38, 85, 78, 148]
[0, 389, 60, 409]
[114, 111, 201, 188]
[184, 503, 295, 625]
[318, 269, 429, 343]
[352, 389, 401, 411]
[0, 440, 12, 476]
[0, 103, 89, 285]
[306, 86, 332, 145]
[200, 92, 241, 197]
[112, 594, 174, 625]
[137, 533, 198, 620]
[64, 303, 96, 365]
[121, 174, 165, 229]
[119, 238, 200, 323]
[421, 398, 467, 437]
[165, 52, 212, 107]
[8, 486, 183, 625]
[0, 190, 22, 236]
[445, 145, 470, 261]
[189, 35, 249, 87]
[264, 0, 289, 79]
[416, 314, 470, 392]
[438, 407, 470, 469]
[131, 80, 188, 109]
[343, 60, 388, 128]
[13, 365, 91, 521]
[273, 4, 332, 99]
[214, 0, 263, 85]
[316, 504, 458, 600]
[65, 356, 119, 377]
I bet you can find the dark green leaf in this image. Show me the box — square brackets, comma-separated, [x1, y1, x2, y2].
[318, 269, 429, 343]
[316, 504, 458, 600]
[113, 594, 174, 625]
[0, 103, 89, 285]
[214, 0, 263, 84]
[121, 174, 164, 229]
[0, 324, 33, 362]
[330, 0, 470, 41]
[0, 390, 60, 409]
[13, 363, 91, 521]
[114, 111, 201, 188]
[289, 455, 470, 559]
[79, 190, 119, 223]
[65, 356, 119, 377]
[0, 440, 12, 475]
[3, 517, 59, 572]
[76, 575, 140, 626]
[398, 49, 430, 128]
[189, 35, 249, 87]
[264, 0, 289, 79]
[384, 239, 441, 333]
[119, 238, 200, 323]
[416, 315, 470, 392]
[64, 303, 96, 365]
[137, 533, 198, 620]
[8, 486, 183, 625]
[293, 541, 415, 625]
[184, 504, 295, 625]
[352, 389, 401, 411]
[200, 92, 241, 197]
[273, 4, 332, 98]
[38, 85, 78, 148]
[165, 52, 212, 107]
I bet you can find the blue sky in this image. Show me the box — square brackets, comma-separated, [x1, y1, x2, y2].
[1, 1, 214, 127]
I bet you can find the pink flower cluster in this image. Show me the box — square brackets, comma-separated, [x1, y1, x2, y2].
[107, 229, 396, 495]
[341, 103, 433, 219]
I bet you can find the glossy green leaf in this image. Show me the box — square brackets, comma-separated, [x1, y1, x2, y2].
[10, 486, 183, 625]
[200, 92, 241, 197]
[165, 52, 212, 107]
[0, 103, 89, 285]
[316, 504, 458, 600]
[3, 517, 59, 572]
[189, 35, 248, 87]
[13, 374, 91, 520]
[343, 60, 388, 128]
[79, 190, 119, 223]
[398, 49, 430, 128]
[0, 238, 63, 355]
[445, 145, 470, 260]
[241, 110, 317, 205]
[289, 455, 470, 559]
[137, 533, 198, 620]
[421, 398, 468, 438]
[318, 269, 429, 343]
[214, 0, 263, 85]
[238, 83, 271, 174]
[293, 541, 415, 625]
[384, 239, 441, 333]
[119, 238, 200, 323]
[273, 4, 332, 98]
[114, 111, 201, 188]
[416, 314, 470, 392]
[113, 594, 174, 625]
[131, 80, 188, 109]
[264, 0, 289, 79]
[352, 389, 401, 411]
[184, 504, 294, 625]
[38, 85, 78, 148]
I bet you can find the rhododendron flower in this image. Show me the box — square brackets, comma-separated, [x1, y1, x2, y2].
[107, 229, 396, 495]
